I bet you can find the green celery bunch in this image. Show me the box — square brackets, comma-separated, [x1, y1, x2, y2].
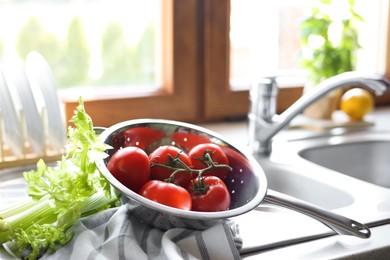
[0, 97, 120, 260]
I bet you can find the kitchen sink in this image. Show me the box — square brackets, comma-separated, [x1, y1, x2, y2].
[257, 159, 354, 210]
[297, 132, 390, 189]
[255, 129, 390, 226]
[204, 118, 390, 257]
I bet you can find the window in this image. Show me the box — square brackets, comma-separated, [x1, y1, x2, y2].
[229, 0, 389, 90]
[0, 0, 203, 126]
[0, 0, 162, 92]
[205, 0, 390, 119]
[203, 0, 306, 119]
[1, 0, 389, 127]
[229, 1, 309, 90]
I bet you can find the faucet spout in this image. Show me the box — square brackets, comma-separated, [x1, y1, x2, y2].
[250, 72, 390, 155]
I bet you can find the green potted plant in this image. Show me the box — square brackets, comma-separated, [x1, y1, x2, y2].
[299, 0, 363, 119]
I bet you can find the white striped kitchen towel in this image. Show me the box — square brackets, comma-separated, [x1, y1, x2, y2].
[42, 204, 242, 260]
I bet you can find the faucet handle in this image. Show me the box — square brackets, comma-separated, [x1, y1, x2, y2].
[250, 76, 279, 120]
[248, 76, 279, 154]
[251, 76, 278, 98]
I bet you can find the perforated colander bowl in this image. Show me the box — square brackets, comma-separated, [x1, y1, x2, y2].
[96, 119, 267, 230]
[96, 119, 371, 239]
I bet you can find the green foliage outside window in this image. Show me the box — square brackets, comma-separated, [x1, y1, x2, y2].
[129, 23, 156, 84]
[299, 0, 363, 85]
[101, 22, 156, 86]
[17, 17, 62, 74]
[101, 23, 133, 85]
[12, 16, 156, 89]
[60, 17, 90, 87]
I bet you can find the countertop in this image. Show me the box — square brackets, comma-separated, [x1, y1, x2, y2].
[1, 107, 390, 259]
[201, 107, 390, 259]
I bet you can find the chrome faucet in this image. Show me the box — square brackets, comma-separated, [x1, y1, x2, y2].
[249, 72, 390, 155]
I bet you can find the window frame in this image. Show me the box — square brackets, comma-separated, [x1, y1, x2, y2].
[64, 0, 203, 127]
[202, 0, 248, 120]
[64, 0, 390, 127]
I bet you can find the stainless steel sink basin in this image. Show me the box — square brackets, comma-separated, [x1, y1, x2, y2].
[194, 119, 390, 257]
[257, 159, 354, 210]
[297, 132, 390, 188]
[255, 129, 390, 226]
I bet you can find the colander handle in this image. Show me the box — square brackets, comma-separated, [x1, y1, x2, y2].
[264, 189, 371, 239]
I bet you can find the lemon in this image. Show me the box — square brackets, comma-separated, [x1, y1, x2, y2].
[340, 88, 374, 121]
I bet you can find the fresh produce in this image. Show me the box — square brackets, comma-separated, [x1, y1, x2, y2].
[111, 127, 165, 151]
[186, 176, 231, 212]
[139, 180, 192, 210]
[340, 88, 374, 121]
[188, 143, 230, 180]
[0, 98, 119, 260]
[220, 146, 252, 175]
[107, 140, 234, 212]
[149, 145, 193, 187]
[171, 132, 211, 151]
[221, 146, 257, 208]
[107, 146, 150, 193]
[107, 129, 235, 212]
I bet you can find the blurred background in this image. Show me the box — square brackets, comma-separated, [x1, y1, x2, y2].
[0, 0, 389, 126]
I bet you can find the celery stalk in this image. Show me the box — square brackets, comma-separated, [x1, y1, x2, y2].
[0, 97, 120, 260]
[0, 199, 39, 220]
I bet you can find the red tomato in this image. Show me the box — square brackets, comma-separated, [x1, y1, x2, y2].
[111, 127, 165, 151]
[171, 132, 211, 152]
[149, 145, 193, 187]
[139, 180, 192, 210]
[188, 143, 230, 179]
[220, 146, 252, 175]
[186, 176, 231, 212]
[107, 146, 150, 193]
[220, 146, 256, 209]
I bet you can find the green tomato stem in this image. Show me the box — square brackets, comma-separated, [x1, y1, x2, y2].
[150, 151, 232, 183]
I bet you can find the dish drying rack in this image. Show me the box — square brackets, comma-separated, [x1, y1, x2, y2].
[0, 51, 66, 170]
[0, 107, 64, 169]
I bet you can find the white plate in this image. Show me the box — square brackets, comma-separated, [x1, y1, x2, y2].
[0, 65, 24, 157]
[25, 51, 66, 151]
[3, 57, 44, 155]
